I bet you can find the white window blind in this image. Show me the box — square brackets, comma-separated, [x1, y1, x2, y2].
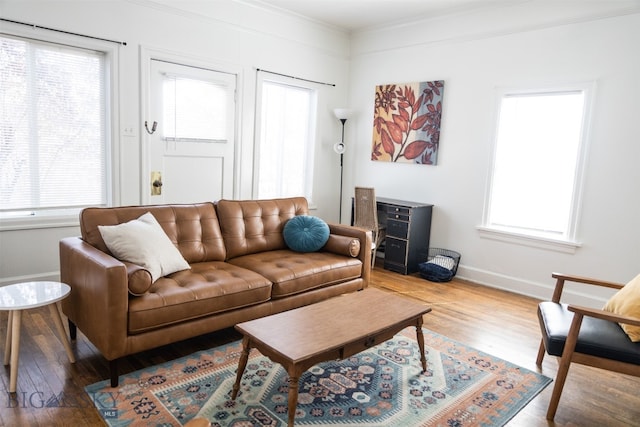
[0, 35, 107, 213]
[485, 89, 589, 243]
[162, 75, 228, 142]
[256, 80, 316, 200]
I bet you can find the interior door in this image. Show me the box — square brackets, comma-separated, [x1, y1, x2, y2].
[147, 60, 236, 204]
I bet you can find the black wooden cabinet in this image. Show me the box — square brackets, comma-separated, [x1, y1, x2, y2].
[378, 198, 432, 274]
[352, 197, 433, 275]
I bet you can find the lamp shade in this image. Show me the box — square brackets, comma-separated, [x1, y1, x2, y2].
[333, 142, 346, 154]
[333, 108, 352, 120]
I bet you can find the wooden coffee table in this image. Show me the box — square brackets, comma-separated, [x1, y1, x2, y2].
[231, 287, 432, 426]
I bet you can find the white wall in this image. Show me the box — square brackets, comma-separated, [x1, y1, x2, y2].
[347, 4, 640, 305]
[2, 1, 639, 307]
[0, 0, 350, 284]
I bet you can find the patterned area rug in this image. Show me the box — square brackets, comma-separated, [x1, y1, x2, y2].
[86, 328, 551, 426]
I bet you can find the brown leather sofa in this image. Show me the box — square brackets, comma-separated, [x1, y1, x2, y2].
[59, 197, 371, 386]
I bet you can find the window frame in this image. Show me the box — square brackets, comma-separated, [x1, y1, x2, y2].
[478, 83, 595, 253]
[0, 24, 119, 231]
[253, 73, 318, 203]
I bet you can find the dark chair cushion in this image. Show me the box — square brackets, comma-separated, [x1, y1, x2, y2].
[538, 302, 640, 365]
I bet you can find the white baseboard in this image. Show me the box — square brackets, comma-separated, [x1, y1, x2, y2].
[456, 264, 609, 308]
[0, 271, 60, 287]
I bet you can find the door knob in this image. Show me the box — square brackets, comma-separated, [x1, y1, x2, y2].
[150, 171, 162, 196]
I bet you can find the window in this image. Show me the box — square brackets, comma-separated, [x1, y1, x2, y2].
[162, 74, 228, 142]
[0, 34, 110, 221]
[254, 78, 317, 201]
[482, 86, 592, 250]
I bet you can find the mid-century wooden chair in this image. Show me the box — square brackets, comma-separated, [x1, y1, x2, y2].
[353, 187, 385, 268]
[536, 272, 640, 420]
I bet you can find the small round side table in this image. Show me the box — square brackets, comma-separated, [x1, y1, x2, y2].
[0, 281, 76, 393]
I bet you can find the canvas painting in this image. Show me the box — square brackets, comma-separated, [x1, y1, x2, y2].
[371, 80, 444, 165]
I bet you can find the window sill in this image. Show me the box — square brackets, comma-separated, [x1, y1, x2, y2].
[0, 210, 81, 231]
[476, 225, 581, 254]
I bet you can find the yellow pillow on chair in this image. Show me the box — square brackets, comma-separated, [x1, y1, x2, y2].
[603, 274, 640, 342]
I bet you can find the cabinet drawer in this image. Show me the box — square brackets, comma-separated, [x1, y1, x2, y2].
[385, 237, 407, 265]
[386, 219, 409, 239]
[387, 206, 410, 216]
[388, 212, 409, 222]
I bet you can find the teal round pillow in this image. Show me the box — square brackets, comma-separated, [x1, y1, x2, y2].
[283, 215, 330, 252]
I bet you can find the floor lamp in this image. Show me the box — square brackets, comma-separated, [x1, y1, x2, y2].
[333, 108, 351, 223]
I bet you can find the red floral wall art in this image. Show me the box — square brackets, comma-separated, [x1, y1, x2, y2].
[371, 80, 444, 165]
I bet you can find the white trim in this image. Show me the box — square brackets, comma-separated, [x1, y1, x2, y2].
[476, 225, 581, 254]
[0, 271, 61, 287]
[0, 213, 79, 231]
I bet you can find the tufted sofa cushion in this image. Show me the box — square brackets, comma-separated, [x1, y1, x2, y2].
[228, 249, 363, 299]
[216, 197, 309, 259]
[80, 203, 227, 264]
[127, 261, 272, 334]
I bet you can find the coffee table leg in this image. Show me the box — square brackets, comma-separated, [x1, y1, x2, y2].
[232, 336, 251, 400]
[287, 367, 301, 427]
[415, 316, 427, 373]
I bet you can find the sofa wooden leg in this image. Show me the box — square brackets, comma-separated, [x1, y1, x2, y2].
[110, 359, 119, 387]
[68, 319, 77, 340]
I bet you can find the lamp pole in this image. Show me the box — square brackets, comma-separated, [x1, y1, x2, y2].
[333, 108, 351, 224]
[338, 118, 346, 222]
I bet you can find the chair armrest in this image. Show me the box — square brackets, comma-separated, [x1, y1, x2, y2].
[568, 305, 640, 327]
[549, 272, 625, 303]
[59, 237, 129, 359]
[327, 223, 372, 286]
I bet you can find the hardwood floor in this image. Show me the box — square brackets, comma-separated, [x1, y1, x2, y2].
[1, 268, 638, 426]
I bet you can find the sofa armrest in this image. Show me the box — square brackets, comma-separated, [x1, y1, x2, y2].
[327, 223, 372, 287]
[59, 236, 129, 359]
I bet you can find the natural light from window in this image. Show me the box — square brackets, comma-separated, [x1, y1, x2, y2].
[0, 34, 109, 219]
[256, 80, 316, 201]
[484, 89, 589, 246]
[162, 76, 227, 142]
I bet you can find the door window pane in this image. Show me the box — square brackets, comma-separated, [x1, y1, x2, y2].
[162, 75, 228, 142]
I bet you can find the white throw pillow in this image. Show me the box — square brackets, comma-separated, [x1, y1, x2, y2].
[98, 212, 190, 282]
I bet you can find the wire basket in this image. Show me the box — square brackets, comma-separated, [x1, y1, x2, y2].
[427, 248, 461, 276]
